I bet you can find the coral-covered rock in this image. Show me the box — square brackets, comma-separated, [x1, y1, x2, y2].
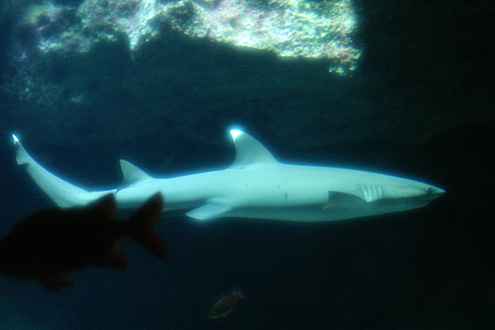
[0, 0, 493, 149]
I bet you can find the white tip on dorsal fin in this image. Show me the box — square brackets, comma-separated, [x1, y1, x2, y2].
[119, 159, 152, 188]
[229, 130, 278, 168]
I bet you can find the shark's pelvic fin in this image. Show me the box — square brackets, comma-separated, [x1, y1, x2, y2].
[229, 130, 278, 168]
[186, 199, 233, 220]
[119, 159, 152, 188]
[12, 134, 114, 207]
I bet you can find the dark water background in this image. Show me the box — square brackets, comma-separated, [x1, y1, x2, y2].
[0, 0, 494, 328]
[0, 123, 493, 329]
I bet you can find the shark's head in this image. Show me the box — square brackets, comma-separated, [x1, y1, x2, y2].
[351, 180, 445, 218]
[381, 181, 445, 211]
[394, 182, 445, 201]
[422, 185, 446, 199]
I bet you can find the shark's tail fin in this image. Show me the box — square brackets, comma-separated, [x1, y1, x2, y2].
[13, 134, 31, 166]
[12, 134, 114, 208]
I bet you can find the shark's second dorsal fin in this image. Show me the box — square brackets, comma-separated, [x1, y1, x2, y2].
[119, 159, 152, 188]
[229, 130, 278, 168]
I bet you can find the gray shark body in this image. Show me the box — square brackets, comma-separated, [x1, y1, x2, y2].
[12, 130, 445, 222]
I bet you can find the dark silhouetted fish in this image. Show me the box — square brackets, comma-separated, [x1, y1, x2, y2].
[0, 193, 166, 291]
[208, 289, 245, 318]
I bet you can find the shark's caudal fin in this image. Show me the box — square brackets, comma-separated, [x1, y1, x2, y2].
[12, 134, 114, 207]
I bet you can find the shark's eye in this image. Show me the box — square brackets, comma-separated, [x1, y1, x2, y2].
[424, 187, 433, 194]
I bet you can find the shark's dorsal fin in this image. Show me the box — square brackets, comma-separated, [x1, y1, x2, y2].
[120, 159, 152, 187]
[229, 130, 278, 168]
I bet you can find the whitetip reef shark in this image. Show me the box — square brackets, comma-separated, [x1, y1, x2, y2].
[12, 130, 445, 222]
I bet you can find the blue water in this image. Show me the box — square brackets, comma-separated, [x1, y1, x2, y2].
[0, 1, 493, 328]
[1, 126, 491, 329]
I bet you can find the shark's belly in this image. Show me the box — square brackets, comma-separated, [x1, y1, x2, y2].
[228, 198, 428, 222]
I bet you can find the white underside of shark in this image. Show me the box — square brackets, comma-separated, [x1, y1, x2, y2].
[12, 130, 445, 222]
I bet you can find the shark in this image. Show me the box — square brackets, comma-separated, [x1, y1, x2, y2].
[12, 130, 445, 222]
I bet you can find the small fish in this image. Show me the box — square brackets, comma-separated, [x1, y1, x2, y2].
[0, 193, 166, 291]
[208, 289, 245, 319]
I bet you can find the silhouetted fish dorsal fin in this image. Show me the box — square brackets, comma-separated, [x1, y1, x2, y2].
[228, 130, 279, 168]
[119, 159, 152, 188]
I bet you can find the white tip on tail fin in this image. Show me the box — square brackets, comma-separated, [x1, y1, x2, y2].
[13, 134, 30, 166]
[12, 134, 115, 208]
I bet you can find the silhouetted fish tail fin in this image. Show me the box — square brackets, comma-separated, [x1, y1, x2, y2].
[127, 193, 166, 260]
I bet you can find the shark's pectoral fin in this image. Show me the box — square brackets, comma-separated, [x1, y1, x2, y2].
[186, 201, 233, 221]
[324, 191, 368, 210]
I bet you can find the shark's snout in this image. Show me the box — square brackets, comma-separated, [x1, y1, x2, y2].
[390, 183, 445, 201]
[417, 185, 445, 203]
[425, 185, 445, 197]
